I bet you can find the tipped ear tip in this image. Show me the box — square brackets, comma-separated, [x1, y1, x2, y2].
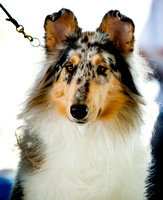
[44, 9, 63, 24]
[99, 10, 135, 33]
[44, 8, 78, 29]
[44, 8, 74, 23]
[107, 10, 134, 25]
[107, 10, 120, 16]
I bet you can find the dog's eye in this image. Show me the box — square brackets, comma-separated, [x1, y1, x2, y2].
[65, 63, 74, 73]
[97, 65, 108, 75]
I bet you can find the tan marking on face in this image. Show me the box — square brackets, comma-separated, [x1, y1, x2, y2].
[48, 74, 66, 117]
[48, 74, 77, 119]
[99, 74, 129, 120]
[92, 53, 110, 75]
[92, 54, 103, 66]
[69, 54, 80, 66]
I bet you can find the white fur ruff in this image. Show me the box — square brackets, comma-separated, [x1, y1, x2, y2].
[21, 103, 157, 200]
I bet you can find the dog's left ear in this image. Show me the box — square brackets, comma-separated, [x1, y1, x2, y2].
[44, 8, 79, 52]
[98, 10, 135, 55]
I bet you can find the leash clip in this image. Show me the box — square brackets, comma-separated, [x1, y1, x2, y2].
[16, 25, 33, 41]
[16, 25, 41, 47]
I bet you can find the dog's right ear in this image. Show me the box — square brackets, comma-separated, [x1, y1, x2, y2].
[44, 9, 78, 52]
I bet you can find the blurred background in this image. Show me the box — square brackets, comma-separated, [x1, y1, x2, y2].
[1, 0, 163, 199]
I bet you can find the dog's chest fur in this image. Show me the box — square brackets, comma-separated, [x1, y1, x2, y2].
[22, 117, 149, 200]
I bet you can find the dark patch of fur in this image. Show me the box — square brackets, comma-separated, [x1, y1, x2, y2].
[10, 169, 24, 200]
[84, 82, 89, 93]
[81, 35, 88, 43]
[65, 28, 82, 49]
[43, 64, 61, 89]
[10, 131, 45, 199]
[16, 127, 45, 171]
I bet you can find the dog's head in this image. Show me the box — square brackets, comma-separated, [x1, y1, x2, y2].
[30, 9, 142, 125]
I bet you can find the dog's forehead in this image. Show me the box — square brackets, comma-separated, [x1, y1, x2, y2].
[67, 31, 116, 65]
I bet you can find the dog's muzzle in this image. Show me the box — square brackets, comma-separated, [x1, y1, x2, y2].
[70, 104, 89, 121]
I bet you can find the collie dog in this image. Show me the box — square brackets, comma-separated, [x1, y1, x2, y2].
[10, 9, 158, 200]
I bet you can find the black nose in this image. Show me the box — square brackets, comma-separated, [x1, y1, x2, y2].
[70, 104, 89, 120]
